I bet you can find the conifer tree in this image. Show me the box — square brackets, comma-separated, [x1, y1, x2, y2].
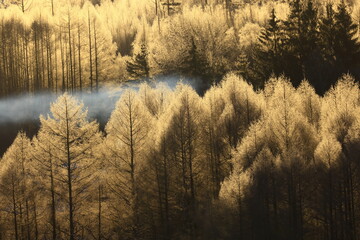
[31, 130, 60, 240]
[157, 84, 206, 238]
[181, 37, 208, 79]
[0, 132, 35, 240]
[283, 0, 319, 85]
[318, 3, 337, 91]
[333, 0, 360, 73]
[126, 43, 150, 80]
[251, 8, 284, 87]
[300, 0, 318, 56]
[38, 93, 101, 240]
[104, 90, 152, 239]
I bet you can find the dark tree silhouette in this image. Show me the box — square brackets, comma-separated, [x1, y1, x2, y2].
[126, 43, 150, 80]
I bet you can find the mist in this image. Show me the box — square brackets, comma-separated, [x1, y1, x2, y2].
[0, 76, 200, 124]
[0, 76, 200, 156]
[0, 89, 119, 125]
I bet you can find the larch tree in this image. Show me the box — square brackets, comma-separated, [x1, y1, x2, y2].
[104, 89, 152, 239]
[0, 132, 36, 240]
[296, 80, 322, 130]
[314, 135, 343, 239]
[264, 77, 319, 240]
[219, 119, 276, 239]
[201, 85, 230, 199]
[31, 130, 61, 240]
[134, 83, 175, 239]
[157, 83, 207, 239]
[38, 93, 102, 240]
[137, 82, 173, 118]
[220, 74, 264, 149]
[320, 75, 360, 239]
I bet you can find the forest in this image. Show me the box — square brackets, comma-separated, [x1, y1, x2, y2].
[1, 0, 360, 239]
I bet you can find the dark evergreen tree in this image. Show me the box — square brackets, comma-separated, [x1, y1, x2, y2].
[300, 0, 322, 92]
[181, 37, 208, 78]
[250, 8, 284, 88]
[319, 4, 336, 65]
[283, 0, 305, 85]
[333, 0, 360, 74]
[300, 0, 318, 56]
[318, 3, 337, 92]
[282, 0, 320, 87]
[126, 43, 150, 79]
[317, 1, 360, 93]
[180, 36, 210, 93]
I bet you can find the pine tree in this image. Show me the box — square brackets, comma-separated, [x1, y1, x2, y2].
[182, 37, 207, 78]
[333, 0, 360, 73]
[251, 8, 284, 87]
[126, 43, 150, 80]
[283, 0, 319, 85]
[319, 3, 336, 65]
[318, 3, 337, 91]
[300, 0, 318, 57]
[299, 0, 322, 92]
[282, 0, 304, 85]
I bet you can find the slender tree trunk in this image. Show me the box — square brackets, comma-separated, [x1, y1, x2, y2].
[88, 10, 93, 92]
[12, 175, 19, 240]
[25, 200, 30, 240]
[51, 0, 54, 16]
[34, 27, 40, 91]
[54, 30, 59, 93]
[19, 203, 24, 240]
[33, 201, 39, 240]
[93, 19, 99, 92]
[60, 26, 66, 92]
[72, 36, 76, 90]
[21, 0, 25, 12]
[24, 33, 30, 93]
[185, 97, 196, 239]
[77, 24, 82, 91]
[163, 141, 170, 239]
[128, 100, 138, 238]
[65, 101, 75, 240]
[98, 184, 102, 240]
[67, 13, 74, 92]
[167, 0, 170, 16]
[49, 153, 57, 240]
[40, 20, 46, 90]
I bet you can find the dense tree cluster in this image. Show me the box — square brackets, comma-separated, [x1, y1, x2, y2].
[1, 1, 360, 238]
[0, 0, 359, 97]
[1, 73, 360, 239]
[250, 0, 360, 93]
[0, 2, 117, 97]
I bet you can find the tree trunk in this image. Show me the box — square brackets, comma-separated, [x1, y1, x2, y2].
[77, 24, 82, 91]
[12, 175, 19, 240]
[65, 101, 75, 240]
[88, 10, 93, 92]
[93, 19, 99, 92]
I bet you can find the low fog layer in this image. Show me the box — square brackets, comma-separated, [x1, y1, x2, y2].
[0, 89, 120, 124]
[0, 77, 197, 156]
[0, 76, 197, 124]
